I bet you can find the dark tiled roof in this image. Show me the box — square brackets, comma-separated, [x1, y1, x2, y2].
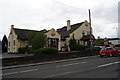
[107, 38, 120, 40]
[14, 28, 47, 40]
[57, 22, 84, 39]
[81, 35, 95, 41]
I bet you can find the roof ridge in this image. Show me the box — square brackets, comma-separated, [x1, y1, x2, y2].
[14, 28, 40, 32]
[71, 22, 84, 26]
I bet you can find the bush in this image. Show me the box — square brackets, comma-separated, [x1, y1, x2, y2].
[18, 47, 32, 54]
[69, 43, 89, 51]
[69, 38, 89, 51]
[73, 44, 89, 51]
[18, 47, 27, 54]
[34, 48, 58, 55]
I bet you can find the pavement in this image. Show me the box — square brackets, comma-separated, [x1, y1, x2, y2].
[0, 53, 33, 59]
[0, 51, 79, 59]
[2, 55, 119, 78]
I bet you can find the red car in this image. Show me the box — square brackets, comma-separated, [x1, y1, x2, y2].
[100, 47, 120, 57]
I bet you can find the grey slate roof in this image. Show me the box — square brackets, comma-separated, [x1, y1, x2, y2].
[57, 22, 84, 40]
[14, 28, 47, 40]
[13, 21, 86, 40]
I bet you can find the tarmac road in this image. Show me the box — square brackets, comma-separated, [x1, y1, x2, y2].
[2, 55, 120, 79]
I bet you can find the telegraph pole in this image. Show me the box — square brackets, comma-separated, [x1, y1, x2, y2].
[89, 9, 92, 56]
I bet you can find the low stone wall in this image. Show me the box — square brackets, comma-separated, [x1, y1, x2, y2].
[2, 50, 99, 66]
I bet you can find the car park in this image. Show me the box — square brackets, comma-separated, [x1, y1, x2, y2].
[99, 47, 120, 57]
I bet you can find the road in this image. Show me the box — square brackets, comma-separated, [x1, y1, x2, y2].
[2, 56, 120, 79]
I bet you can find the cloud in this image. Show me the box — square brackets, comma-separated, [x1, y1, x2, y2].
[0, 0, 119, 40]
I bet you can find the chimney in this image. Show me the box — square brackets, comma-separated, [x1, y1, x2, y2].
[67, 20, 71, 30]
[11, 24, 14, 29]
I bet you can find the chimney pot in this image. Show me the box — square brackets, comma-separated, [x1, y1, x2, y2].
[11, 24, 14, 28]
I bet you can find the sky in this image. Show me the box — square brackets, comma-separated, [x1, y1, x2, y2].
[0, 0, 119, 40]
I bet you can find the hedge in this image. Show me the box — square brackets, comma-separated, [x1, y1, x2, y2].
[18, 47, 32, 54]
[34, 48, 58, 55]
[70, 44, 89, 51]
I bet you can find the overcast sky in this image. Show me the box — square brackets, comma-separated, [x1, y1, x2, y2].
[0, 0, 119, 40]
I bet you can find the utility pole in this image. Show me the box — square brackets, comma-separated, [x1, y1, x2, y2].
[89, 9, 92, 56]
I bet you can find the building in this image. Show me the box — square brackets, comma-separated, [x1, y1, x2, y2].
[8, 20, 95, 53]
[108, 38, 120, 47]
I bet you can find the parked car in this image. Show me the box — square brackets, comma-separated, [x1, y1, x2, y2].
[99, 47, 120, 57]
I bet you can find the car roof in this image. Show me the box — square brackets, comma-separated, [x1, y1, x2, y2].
[102, 47, 114, 49]
[106, 47, 113, 48]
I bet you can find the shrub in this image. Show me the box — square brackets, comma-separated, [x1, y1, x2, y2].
[69, 38, 89, 51]
[34, 48, 58, 55]
[73, 44, 89, 51]
[18, 47, 27, 54]
[18, 47, 32, 54]
[69, 43, 89, 51]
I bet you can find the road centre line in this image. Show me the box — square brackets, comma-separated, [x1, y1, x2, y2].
[19, 69, 38, 73]
[97, 61, 120, 68]
[56, 62, 79, 67]
[56, 61, 88, 67]
[81, 61, 88, 64]
[3, 69, 38, 76]
[2, 72, 18, 76]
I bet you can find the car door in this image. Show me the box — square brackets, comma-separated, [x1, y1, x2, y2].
[111, 48, 118, 55]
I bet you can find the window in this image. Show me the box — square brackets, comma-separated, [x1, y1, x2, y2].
[48, 39, 51, 44]
[9, 41, 10, 46]
[82, 31, 85, 36]
[87, 31, 90, 35]
[101, 48, 107, 51]
[13, 40, 15, 46]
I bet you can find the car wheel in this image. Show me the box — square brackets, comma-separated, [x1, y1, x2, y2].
[109, 53, 113, 57]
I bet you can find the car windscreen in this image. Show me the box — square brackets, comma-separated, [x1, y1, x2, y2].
[101, 48, 107, 51]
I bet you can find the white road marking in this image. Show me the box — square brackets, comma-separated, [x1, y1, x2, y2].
[56, 61, 88, 68]
[19, 69, 38, 73]
[56, 62, 80, 67]
[2, 72, 18, 76]
[3, 69, 38, 76]
[81, 61, 88, 64]
[97, 61, 120, 68]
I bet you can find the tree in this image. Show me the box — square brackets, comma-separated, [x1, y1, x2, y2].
[27, 31, 47, 50]
[95, 38, 104, 46]
[2, 35, 8, 53]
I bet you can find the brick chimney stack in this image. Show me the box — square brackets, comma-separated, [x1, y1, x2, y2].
[67, 20, 71, 31]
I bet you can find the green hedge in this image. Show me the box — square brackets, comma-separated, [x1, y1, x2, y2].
[34, 48, 58, 55]
[70, 44, 89, 51]
[18, 47, 32, 54]
[18, 47, 27, 54]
